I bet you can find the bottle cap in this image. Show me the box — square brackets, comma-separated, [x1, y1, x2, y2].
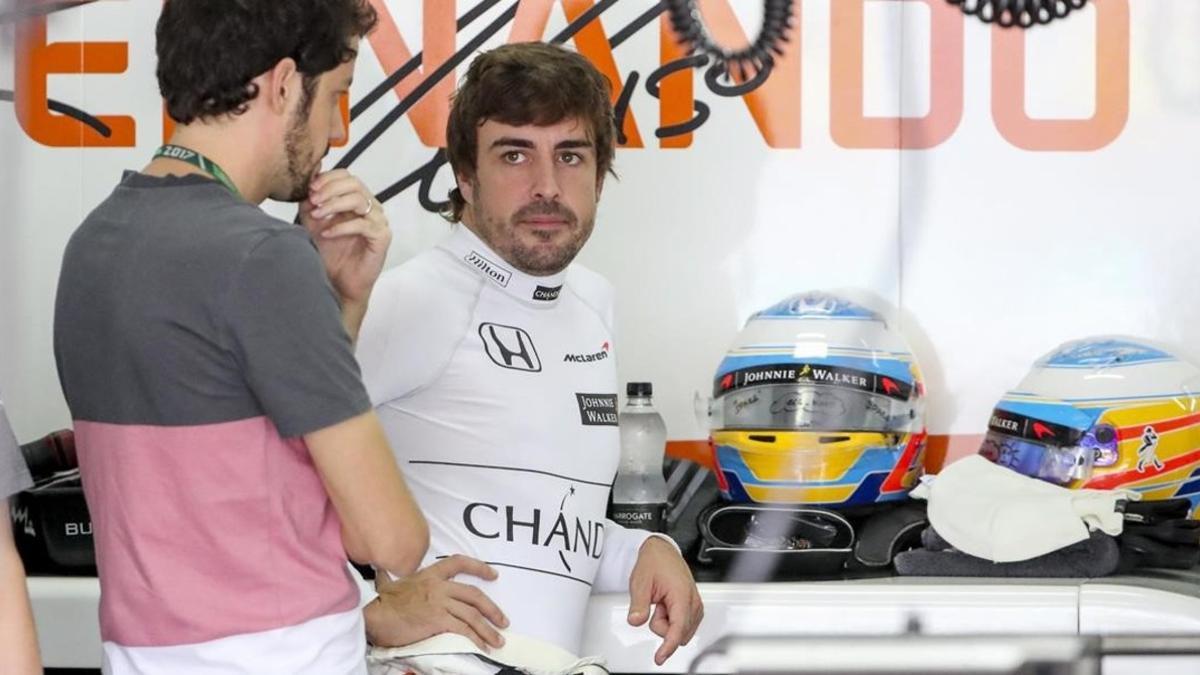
[627, 382, 653, 397]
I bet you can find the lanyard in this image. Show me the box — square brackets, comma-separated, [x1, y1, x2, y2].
[153, 144, 240, 198]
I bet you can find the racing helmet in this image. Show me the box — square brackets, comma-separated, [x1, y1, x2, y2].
[709, 292, 927, 507]
[979, 337, 1200, 511]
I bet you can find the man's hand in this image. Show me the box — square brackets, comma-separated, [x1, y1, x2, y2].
[365, 555, 509, 651]
[299, 170, 391, 309]
[627, 537, 704, 666]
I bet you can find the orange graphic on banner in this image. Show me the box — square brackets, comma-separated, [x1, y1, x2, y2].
[831, 0, 963, 149]
[365, 0, 456, 149]
[991, 0, 1129, 151]
[333, 93, 351, 148]
[510, 0, 644, 148]
[162, 106, 173, 143]
[15, 15, 135, 147]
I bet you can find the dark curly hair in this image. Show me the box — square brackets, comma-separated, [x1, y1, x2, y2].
[157, 0, 377, 124]
[445, 42, 616, 223]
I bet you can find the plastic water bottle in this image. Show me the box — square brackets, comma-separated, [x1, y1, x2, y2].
[610, 382, 668, 532]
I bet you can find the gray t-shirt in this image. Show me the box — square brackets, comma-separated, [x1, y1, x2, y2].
[55, 172, 371, 435]
[52, 171, 371, 649]
[0, 395, 33, 499]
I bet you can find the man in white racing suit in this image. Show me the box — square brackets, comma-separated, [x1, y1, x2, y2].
[356, 42, 702, 670]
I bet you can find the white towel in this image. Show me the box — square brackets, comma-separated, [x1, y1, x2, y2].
[912, 455, 1140, 563]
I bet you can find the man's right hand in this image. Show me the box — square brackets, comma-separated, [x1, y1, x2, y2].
[365, 554, 509, 650]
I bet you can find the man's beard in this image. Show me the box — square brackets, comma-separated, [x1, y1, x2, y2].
[279, 114, 320, 202]
[476, 199, 592, 276]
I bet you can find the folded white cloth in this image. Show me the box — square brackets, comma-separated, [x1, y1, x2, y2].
[367, 631, 607, 675]
[911, 455, 1140, 563]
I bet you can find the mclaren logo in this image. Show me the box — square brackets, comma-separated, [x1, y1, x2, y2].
[564, 341, 610, 364]
[880, 377, 901, 396]
[479, 323, 541, 372]
[1031, 422, 1056, 440]
[464, 250, 512, 288]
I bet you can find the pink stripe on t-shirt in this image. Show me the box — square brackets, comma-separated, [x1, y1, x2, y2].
[75, 417, 358, 647]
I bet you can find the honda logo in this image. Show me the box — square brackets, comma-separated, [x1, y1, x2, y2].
[478, 323, 541, 372]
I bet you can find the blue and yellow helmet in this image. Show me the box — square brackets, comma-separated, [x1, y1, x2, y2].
[709, 292, 927, 508]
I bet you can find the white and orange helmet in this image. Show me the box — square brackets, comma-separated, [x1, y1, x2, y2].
[980, 337, 1200, 512]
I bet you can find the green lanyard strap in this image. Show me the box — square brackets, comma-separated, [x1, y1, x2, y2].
[153, 145, 240, 198]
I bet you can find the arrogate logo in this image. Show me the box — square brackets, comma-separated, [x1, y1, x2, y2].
[564, 341, 610, 364]
[464, 250, 511, 288]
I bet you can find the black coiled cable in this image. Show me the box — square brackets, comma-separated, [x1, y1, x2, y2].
[664, 0, 795, 82]
[947, 0, 1090, 28]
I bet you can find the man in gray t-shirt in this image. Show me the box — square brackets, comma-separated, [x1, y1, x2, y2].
[1, 394, 40, 673]
[51, 4, 427, 672]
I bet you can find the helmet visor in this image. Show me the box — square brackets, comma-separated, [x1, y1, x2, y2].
[979, 407, 1093, 484]
[979, 431, 1094, 484]
[714, 383, 918, 432]
[713, 363, 919, 432]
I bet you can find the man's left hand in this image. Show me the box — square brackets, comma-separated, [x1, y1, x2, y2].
[298, 169, 390, 307]
[627, 536, 704, 666]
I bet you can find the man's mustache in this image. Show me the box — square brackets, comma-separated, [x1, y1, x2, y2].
[513, 201, 577, 224]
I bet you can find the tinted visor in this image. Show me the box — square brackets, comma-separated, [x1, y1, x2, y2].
[979, 431, 1094, 484]
[979, 407, 1093, 484]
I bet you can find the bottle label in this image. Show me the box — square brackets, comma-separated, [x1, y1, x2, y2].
[609, 503, 666, 532]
